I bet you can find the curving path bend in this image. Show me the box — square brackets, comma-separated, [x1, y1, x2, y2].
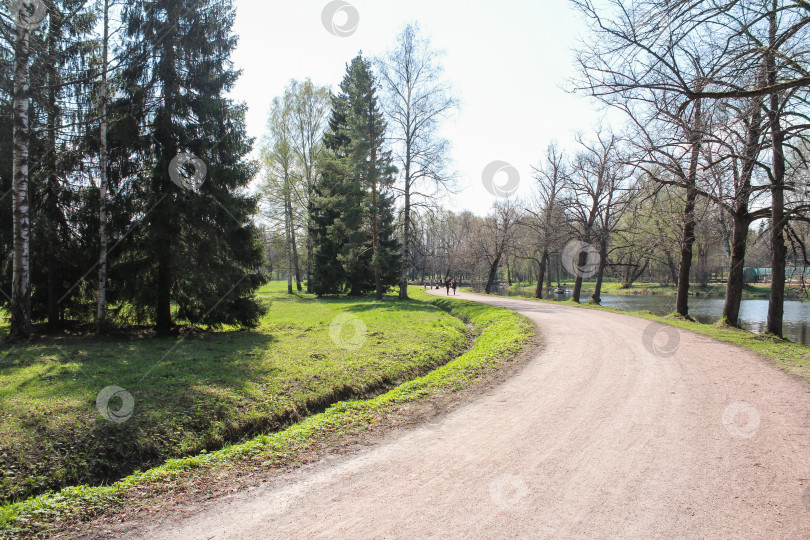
[122, 290, 810, 539]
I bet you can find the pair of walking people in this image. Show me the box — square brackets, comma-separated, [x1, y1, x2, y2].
[423, 279, 457, 294]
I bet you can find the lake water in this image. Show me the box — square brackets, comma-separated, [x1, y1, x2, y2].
[489, 287, 810, 346]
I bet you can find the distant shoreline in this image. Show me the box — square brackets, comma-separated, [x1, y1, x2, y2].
[474, 282, 808, 302]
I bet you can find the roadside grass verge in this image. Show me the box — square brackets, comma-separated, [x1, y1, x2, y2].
[0, 282, 469, 505]
[0, 287, 534, 537]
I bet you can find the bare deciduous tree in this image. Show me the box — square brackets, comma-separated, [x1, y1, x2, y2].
[477, 201, 521, 294]
[573, 0, 810, 334]
[521, 143, 567, 298]
[376, 23, 458, 300]
[562, 131, 624, 304]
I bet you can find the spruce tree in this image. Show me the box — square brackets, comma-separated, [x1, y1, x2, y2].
[29, 0, 97, 328]
[310, 53, 400, 298]
[119, 0, 266, 333]
[345, 55, 400, 299]
[310, 86, 362, 295]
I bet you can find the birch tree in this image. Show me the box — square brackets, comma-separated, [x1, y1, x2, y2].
[377, 23, 458, 300]
[289, 79, 330, 293]
[262, 92, 300, 294]
[7, 0, 43, 340]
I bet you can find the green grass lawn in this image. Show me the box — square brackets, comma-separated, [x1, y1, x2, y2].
[0, 282, 471, 504]
[0, 287, 535, 537]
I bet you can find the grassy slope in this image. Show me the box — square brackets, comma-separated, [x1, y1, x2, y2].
[0, 288, 534, 537]
[0, 283, 471, 504]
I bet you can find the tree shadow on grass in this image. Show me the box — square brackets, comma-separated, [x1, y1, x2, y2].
[0, 329, 282, 503]
[0, 294, 466, 503]
[317, 295, 446, 316]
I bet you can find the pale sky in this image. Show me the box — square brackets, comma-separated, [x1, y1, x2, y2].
[230, 0, 612, 215]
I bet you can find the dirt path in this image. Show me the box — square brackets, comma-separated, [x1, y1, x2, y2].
[120, 291, 810, 539]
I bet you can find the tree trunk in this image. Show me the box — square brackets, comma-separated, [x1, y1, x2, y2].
[305, 144, 314, 294]
[485, 254, 501, 294]
[624, 259, 650, 288]
[766, 7, 786, 337]
[666, 253, 679, 287]
[675, 99, 702, 318]
[8, 19, 33, 341]
[46, 9, 60, 330]
[722, 89, 762, 327]
[766, 136, 786, 337]
[572, 248, 587, 303]
[676, 191, 697, 316]
[591, 239, 608, 305]
[155, 5, 179, 336]
[156, 248, 173, 333]
[722, 214, 751, 326]
[306, 229, 313, 293]
[592, 183, 614, 304]
[399, 164, 411, 300]
[371, 150, 382, 300]
[97, 0, 110, 332]
[290, 214, 302, 291]
[535, 251, 548, 299]
[285, 182, 293, 295]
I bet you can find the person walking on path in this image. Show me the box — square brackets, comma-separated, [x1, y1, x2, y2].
[451, 279, 457, 295]
[445, 277, 451, 295]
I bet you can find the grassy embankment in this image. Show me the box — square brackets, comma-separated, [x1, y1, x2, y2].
[0, 283, 469, 503]
[0, 285, 534, 537]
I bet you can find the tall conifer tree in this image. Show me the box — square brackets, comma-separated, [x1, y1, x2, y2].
[120, 0, 265, 333]
[310, 53, 400, 297]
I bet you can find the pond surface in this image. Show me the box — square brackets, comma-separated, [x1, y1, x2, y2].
[489, 286, 810, 346]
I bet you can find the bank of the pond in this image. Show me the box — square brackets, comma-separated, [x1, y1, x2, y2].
[467, 287, 810, 381]
[491, 281, 806, 300]
[478, 283, 810, 346]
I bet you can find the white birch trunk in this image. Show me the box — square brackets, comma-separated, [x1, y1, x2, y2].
[10, 17, 33, 339]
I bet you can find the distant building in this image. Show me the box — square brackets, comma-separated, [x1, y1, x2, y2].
[743, 267, 808, 283]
